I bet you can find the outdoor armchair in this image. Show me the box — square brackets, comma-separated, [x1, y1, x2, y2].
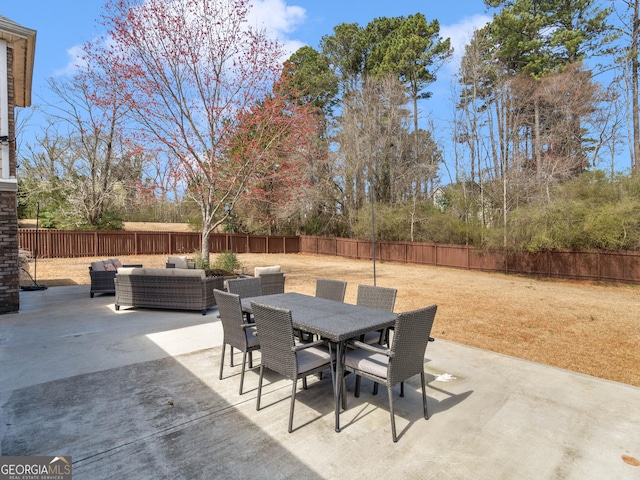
[342, 304, 438, 442]
[89, 260, 142, 297]
[251, 301, 335, 433]
[213, 289, 260, 395]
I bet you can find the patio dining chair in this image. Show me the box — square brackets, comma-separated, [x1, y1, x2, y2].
[297, 278, 348, 343]
[259, 272, 286, 295]
[342, 304, 438, 442]
[315, 278, 347, 302]
[213, 289, 260, 395]
[251, 301, 335, 433]
[356, 284, 397, 345]
[227, 276, 263, 323]
[226, 276, 262, 298]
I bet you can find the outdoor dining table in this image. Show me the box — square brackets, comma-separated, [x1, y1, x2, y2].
[241, 292, 397, 432]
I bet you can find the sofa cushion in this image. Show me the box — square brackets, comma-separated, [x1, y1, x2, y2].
[117, 267, 205, 280]
[168, 255, 188, 269]
[91, 261, 106, 272]
[254, 265, 281, 277]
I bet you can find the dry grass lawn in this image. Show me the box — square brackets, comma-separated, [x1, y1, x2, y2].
[18, 222, 640, 388]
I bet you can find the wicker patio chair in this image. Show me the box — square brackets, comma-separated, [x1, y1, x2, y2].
[259, 272, 285, 295]
[343, 304, 438, 442]
[356, 284, 397, 345]
[226, 276, 262, 298]
[213, 289, 260, 395]
[251, 301, 335, 433]
[227, 276, 262, 323]
[315, 278, 347, 302]
[89, 262, 142, 297]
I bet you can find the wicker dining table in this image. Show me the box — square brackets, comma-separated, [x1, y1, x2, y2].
[241, 292, 397, 432]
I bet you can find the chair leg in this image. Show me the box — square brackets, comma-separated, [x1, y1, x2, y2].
[302, 376, 308, 390]
[230, 346, 235, 367]
[219, 343, 226, 380]
[341, 374, 347, 410]
[248, 351, 253, 369]
[400, 381, 404, 397]
[421, 372, 429, 419]
[289, 379, 298, 433]
[256, 365, 264, 410]
[388, 385, 398, 443]
[355, 375, 361, 398]
[239, 351, 248, 395]
[373, 382, 378, 395]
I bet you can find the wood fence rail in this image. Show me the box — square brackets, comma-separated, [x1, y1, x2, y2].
[18, 230, 640, 284]
[299, 236, 640, 285]
[18, 230, 299, 258]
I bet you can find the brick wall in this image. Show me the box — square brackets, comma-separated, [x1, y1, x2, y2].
[0, 44, 19, 313]
[0, 191, 19, 313]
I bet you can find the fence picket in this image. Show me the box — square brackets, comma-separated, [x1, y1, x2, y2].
[18, 230, 640, 284]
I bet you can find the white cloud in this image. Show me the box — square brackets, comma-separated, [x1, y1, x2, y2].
[440, 14, 491, 73]
[248, 0, 307, 56]
[54, 45, 85, 77]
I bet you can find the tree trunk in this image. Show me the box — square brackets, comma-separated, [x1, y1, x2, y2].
[534, 97, 542, 178]
[633, 0, 640, 173]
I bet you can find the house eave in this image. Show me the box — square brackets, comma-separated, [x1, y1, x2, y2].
[0, 16, 37, 107]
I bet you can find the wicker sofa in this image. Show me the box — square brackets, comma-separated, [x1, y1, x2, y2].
[114, 267, 225, 315]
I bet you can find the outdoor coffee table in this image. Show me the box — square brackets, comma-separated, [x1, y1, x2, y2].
[241, 292, 397, 432]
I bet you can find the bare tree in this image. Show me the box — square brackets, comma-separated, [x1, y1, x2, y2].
[614, 0, 640, 172]
[20, 65, 146, 228]
[95, 0, 319, 258]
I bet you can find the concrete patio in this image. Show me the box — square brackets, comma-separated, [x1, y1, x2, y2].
[1, 285, 639, 479]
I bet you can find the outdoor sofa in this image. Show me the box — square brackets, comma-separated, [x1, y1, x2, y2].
[114, 267, 225, 315]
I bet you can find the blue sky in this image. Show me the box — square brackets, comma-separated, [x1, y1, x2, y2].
[2, 0, 493, 179]
[3, 0, 490, 103]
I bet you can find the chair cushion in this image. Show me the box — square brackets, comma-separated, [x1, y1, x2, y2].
[245, 326, 259, 348]
[345, 349, 389, 379]
[116, 267, 205, 279]
[168, 255, 188, 269]
[296, 346, 332, 374]
[254, 265, 281, 276]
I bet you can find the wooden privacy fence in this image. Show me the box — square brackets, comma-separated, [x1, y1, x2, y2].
[300, 236, 640, 284]
[18, 230, 299, 258]
[18, 230, 640, 284]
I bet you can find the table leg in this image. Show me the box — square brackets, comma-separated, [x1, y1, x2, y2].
[334, 340, 343, 432]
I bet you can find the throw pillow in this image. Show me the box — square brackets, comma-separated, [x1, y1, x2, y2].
[103, 262, 117, 271]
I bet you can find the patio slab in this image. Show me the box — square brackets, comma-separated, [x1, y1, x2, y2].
[1, 285, 639, 479]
